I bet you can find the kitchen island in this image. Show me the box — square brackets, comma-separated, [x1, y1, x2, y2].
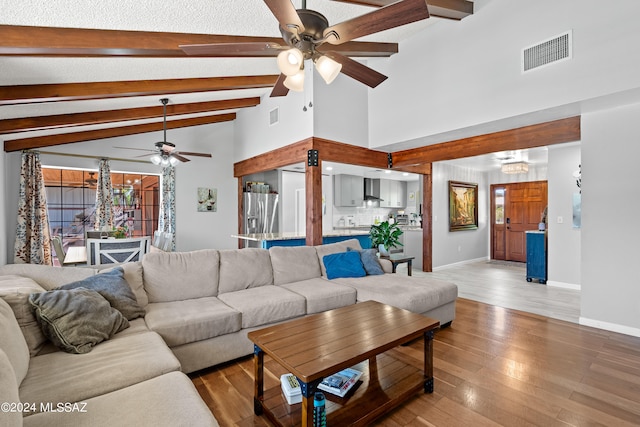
[232, 230, 372, 249]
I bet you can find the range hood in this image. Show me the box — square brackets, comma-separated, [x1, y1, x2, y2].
[364, 178, 384, 201]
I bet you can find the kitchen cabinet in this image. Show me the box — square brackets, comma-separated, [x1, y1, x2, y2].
[380, 180, 407, 208]
[333, 174, 364, 207]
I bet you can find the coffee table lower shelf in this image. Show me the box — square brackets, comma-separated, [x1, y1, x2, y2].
[256, 351, 426, 427]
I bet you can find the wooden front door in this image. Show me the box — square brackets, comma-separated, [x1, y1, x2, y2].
[491, 181, 547, 262]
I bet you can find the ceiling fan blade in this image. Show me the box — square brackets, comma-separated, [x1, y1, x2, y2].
[323, 0, 430, 45]
[264, 0, 306, 34]
[176, 151, 212, 158]
[270, 74, 290, 97]
[180, 42, 284, 57]
[113, 146, 155, 152]
[320, 51, 388, 88]
[170, 153, 190, 163]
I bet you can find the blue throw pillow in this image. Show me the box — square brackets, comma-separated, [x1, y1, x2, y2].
[347, 247, 385, 276]
[323, 251, 366, 280]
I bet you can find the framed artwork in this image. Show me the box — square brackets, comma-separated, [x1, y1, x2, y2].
[197, 187, 217, 212]
[449, 181, 478, 231]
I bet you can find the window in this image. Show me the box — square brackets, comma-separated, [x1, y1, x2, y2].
[43, 167, 160, 262]
[494, 188, 505, 224]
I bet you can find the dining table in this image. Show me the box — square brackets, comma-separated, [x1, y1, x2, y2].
[63, 246, 87, 265]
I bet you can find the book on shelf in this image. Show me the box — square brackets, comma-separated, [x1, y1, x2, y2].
[317, 367, 362, 398]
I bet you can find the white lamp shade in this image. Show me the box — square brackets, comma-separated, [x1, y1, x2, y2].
[277, 49, 303, 76]
[169, 156, 179, 166]
[315, 55, 342, 84]
[160, 155, 170, 167]
[150, 153, 162, 165]
[283, 70, 305, 92]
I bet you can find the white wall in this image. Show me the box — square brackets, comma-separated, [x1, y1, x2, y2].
[368, 0, 640, 149]
[432, 163, 488, 268]
[3, 121, 238, 261]
[313, 71, 369, 147]
[547, 144, 581, 289]
[581, 103, 640, 335]
[234, 68, 314, 162]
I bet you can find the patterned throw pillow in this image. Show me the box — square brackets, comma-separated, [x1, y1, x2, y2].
[347, 247, 385, 276]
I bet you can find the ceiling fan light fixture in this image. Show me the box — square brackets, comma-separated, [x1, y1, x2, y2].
[150, 153, 162, 165]
[169, 156, 180, 167]
[277, 48, 304, 76]
[160, 155, 171, 167]
[314, 55, 342, 84]
[283, 69, 305, 92]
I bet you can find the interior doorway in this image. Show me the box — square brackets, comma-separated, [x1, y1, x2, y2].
[491, 181, 547, 262]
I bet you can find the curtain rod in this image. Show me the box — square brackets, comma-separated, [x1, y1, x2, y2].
[37, 151, 151, 164]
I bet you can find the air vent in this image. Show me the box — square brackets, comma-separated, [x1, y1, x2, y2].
[522, 31, 572, 72]
[269, 107, 279, 126]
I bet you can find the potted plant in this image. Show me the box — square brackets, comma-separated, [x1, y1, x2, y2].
[369, 220, 403, 256]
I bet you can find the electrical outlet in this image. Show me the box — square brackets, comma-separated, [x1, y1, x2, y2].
[557, 216, 563, 224]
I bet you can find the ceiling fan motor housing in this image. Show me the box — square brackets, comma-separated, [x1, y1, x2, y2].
[280, 9, 330, 58]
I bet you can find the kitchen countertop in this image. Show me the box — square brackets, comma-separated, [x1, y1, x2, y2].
[333, 226, 423, 231]
[232, 229, 371, 242]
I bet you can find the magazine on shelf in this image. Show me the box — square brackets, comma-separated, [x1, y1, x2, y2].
[317, 367, 362, 398]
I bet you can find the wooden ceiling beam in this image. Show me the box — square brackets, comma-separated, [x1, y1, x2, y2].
[4, 113, 236, 152]
[0, 25, 397, 58]
[312, 138, 389, 169]
[332, 0, 473, 20]
[0, 75, 277, 106]
[0, 97, 260, 134]
[234, 139, 313, 177]
[392, 117, 581, 167]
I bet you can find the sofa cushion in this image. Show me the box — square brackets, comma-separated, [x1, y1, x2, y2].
[218, 286, 306, 328]
[218, 249, 273, 294]
[0, 264, 96, 290]
[270, 246, 322, 285]
[333, 274, 458, 314]
[0, 298, 29, 387]
[0, 275, 48, 357]
[19, 330, 181, 414]
[59, 267, 145, 320]
[145, 297, 242, 347]
[22, 371, 219, 427]
[0, 350, 22, 427]
[99, 261, 147, 307]
[323, 251, 366, 280]
[29, 288, 129, 354]
[143, 249, 220, 302]
[281, 278, 357, 314]
[315, 239, 362, 277]
[347, 247, 385, 275]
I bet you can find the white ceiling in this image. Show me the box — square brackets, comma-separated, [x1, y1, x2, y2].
[4, 0, 552, 177]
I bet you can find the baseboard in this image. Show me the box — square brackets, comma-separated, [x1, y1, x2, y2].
[433, 257, 489, 271]
[546, 280, 581, 291]
[579, 317, 640, 338]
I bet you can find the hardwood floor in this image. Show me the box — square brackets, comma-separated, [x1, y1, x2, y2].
[192, 262, 640, 426]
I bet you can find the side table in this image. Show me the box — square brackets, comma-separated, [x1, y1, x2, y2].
[380, 254, 415, 276]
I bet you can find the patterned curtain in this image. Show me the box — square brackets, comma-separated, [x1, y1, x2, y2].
[14, 151, 53, 265]
[94, 159, 115, 231]
[158, 166, 176, 251]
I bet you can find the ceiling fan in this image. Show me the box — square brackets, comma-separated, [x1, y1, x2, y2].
[116, 98, 213, 166]
[179, 0, 430, 97]
[84, 172, 98, 188]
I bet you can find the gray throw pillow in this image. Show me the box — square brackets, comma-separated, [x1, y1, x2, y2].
[29, 288, 129, 354]
[347, 247, 385, 275]
[58, 267, 145, 320]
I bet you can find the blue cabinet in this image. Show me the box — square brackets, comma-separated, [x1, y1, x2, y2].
[526, 231, 547, 284]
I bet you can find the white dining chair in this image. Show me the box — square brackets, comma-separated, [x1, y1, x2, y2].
[86, 237, 151, 266]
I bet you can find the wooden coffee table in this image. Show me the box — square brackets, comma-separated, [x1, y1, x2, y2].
[247, 300, 440, 427]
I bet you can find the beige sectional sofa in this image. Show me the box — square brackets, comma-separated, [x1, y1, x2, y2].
[0, 238, 457, 426]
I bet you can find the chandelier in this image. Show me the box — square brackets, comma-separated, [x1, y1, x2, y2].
[501, 162, 529, 174]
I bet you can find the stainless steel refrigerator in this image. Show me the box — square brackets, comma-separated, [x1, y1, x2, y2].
[244, 192, 279, 237]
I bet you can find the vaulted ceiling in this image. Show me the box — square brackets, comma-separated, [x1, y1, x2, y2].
[0, 0, 473, 153]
